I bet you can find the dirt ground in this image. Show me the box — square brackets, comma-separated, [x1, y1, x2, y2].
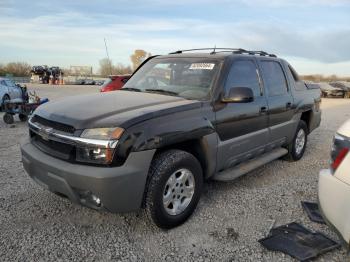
[0, 84, 349, 261]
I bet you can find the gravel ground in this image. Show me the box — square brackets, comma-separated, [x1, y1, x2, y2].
[1, 84, 350, 261]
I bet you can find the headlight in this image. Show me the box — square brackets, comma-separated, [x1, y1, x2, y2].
[76, 127, 124, 164]
[80, 127, 124, 140]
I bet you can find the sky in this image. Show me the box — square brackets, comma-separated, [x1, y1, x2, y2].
[0, 0, 350, 76]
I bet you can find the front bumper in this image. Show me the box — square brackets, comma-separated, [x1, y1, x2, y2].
[21, 137, 156, 213]
[318, 169, 350, 245]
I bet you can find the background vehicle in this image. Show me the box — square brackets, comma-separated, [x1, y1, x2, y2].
[319, 119, 350, 245]
[0, 77, 23, 109]
[21, 48, 321, 228]
[330, 81, 350, 98]
[318, 82, 344, 98]
[100, 75, 131, 92]
[2, 89, 49, 124]
[31, 65, 63, 84]
[74, 78, 97, 85]
[84, 79, 96, 85]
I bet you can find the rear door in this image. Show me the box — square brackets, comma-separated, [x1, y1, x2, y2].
[258, 59, 295, 146]
[215, 57, 269, 171]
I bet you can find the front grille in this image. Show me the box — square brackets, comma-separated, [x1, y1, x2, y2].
[30, 131, 74, 160]
[31, 115, 75, 134]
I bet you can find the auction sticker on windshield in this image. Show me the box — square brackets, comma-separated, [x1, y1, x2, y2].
[189, 63, 215, 70]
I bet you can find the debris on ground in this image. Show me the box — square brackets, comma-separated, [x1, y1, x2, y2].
[301, 201, 325, 224]
[259, 222, 340, 261]
[209, 227, 239, 242]
[265, 219, 276, 237]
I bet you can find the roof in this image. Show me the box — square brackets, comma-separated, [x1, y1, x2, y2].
[157, 48, 279, 60]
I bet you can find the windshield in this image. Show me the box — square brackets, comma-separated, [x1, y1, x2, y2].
[122, 58, 221, 100]
[4, 79, 16, 87]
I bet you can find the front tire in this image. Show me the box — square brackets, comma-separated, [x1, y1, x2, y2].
[145, 150, 203, 229]
[284, 120, 308, 161]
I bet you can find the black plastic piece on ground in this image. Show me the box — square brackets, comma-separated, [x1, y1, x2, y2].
[259, 222, 340, 261]
[301, 201, 325, 224]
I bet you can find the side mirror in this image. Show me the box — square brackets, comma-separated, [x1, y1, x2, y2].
[222, 87, 254, 103]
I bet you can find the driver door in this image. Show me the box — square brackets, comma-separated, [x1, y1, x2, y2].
[215, 58, 269, 171]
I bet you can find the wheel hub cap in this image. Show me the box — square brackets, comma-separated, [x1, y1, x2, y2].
[295, 129, 306, 155]
[163, 168, 195, 216]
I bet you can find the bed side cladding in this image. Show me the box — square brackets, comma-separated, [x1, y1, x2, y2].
[293, 96, 321, 134]
[114, 104, 218, 178]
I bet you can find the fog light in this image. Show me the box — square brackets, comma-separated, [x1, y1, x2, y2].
[91, 195, 101, 206]
[78, 190, 102, 207]
[76, 147, 114, 164]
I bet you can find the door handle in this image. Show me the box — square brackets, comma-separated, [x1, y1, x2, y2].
[286, 102, 292, 108]
[260, 106, 267, 113]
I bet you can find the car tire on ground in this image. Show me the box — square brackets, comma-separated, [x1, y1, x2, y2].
[3, 113, 14, 124]
[19, 114, 28, 122]
[284, 120, 308, 161]
[145, 149, 203, 229]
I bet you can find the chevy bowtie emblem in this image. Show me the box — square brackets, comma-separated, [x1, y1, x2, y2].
[39, 127, 53, 141]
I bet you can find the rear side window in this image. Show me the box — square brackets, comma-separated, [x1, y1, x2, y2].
[260, 61, 288, 96]
[288, 64, 300, 82]
[121, 77, 129, 83]
[225, 60, 261, 97]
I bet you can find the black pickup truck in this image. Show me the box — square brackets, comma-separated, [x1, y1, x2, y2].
[21, 48, 321, 228]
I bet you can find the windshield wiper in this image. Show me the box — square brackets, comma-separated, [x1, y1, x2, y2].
[121, 87, 142, 92]
[145, 89, 178, 96]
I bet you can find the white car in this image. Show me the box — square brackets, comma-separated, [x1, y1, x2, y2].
[319, 119, 350, 245]
[0, 77, 23, 107]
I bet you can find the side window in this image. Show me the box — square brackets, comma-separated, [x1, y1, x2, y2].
[260, 61, 288, 96]
[225, 60, 261, 97]
[1, 80, 7, 86]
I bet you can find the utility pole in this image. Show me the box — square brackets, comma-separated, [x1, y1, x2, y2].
[104, 38, 112, 75]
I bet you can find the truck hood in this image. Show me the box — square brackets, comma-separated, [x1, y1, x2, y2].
[34, 91, 201, 130]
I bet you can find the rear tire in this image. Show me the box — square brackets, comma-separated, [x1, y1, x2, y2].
[284, 120, 308, 161]
[3, 113, 14, 124]
[145, 150, 203, 229]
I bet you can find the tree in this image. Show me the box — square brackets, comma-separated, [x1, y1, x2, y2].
[130, 49, 148, 70]
[0, 64, 5, 76]
[114, 63, 132, 75]
[98, 58, 133, 77]
[2, 62, 31, 76]
[99, 58, 113, 77]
